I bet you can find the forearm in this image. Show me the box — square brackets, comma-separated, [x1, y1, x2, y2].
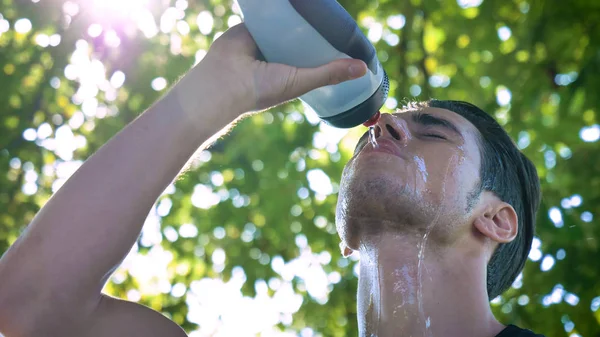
[0, 22, 361, 335]
[0, 64, 240, 312]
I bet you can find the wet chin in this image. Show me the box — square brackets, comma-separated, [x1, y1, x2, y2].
[335, 169, 430, 249]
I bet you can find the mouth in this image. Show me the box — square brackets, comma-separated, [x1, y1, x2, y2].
[362, 138, 405, 159]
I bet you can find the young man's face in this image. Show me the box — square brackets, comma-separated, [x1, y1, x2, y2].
[336, 107, 483, 250]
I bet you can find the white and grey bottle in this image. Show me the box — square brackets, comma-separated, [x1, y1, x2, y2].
[236, 0, 389, 128]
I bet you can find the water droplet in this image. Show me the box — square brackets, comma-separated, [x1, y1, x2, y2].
[369, 126, 378, 149]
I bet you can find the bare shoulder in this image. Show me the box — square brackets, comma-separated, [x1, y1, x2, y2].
[85, 295, 188, 337]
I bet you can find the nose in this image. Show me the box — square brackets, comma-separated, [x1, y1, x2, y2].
[373, 113, 410, 144]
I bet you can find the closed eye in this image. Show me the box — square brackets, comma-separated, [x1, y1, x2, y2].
[413, 112, 463, 141]
[424, 133, 447, 140]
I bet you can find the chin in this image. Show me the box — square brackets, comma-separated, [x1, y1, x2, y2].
[335, 163, 431, 249]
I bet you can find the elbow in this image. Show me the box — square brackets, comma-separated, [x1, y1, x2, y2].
[0, 249, 39, 336]
[0, 274, 29, 336]
[0, 303, 23, 337]
[0, 278, 41, 337]
[0, 285, 24, 336]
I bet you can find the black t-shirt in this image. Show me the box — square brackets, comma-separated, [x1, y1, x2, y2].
[496, 324, 546, 337]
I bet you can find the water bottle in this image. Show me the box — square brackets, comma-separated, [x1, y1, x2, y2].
[236, 0, 389, 128]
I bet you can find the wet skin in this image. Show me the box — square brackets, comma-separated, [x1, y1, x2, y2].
[337, 107, 481, 251]
[335, 107, 511, 337]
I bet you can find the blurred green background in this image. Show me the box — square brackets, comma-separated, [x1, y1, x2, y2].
[1, 0, 599, 336]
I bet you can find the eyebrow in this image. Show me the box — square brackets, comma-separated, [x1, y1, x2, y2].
[412, 112, 463, 139]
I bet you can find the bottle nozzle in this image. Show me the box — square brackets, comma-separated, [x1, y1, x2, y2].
[362, 111, 381, 127]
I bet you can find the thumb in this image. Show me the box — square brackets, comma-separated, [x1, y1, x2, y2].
[292, 59, 368, 96]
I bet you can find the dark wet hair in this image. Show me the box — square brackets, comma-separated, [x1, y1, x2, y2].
[422, 99, 541, 299]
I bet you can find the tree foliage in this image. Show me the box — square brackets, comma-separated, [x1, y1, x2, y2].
[1, 0, 599, 336]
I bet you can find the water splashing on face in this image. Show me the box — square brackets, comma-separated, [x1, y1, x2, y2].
[369, 126, 379, 149]
[416, 155, 457, 337]
[363, 111, 380, 150]
[414, 156, 428, 183]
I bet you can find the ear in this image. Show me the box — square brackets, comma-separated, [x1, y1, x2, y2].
[339, 242, 354, 257]
[473, 200, 518, 244]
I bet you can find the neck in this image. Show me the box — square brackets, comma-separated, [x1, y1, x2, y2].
[356, 232, 505, 337]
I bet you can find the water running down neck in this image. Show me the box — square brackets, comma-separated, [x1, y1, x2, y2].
[357, 156, 492, 337]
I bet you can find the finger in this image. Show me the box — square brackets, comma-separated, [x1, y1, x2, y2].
[291, 59, 368, 97]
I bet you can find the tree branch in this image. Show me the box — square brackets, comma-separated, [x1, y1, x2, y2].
[417, 11, 432, 100]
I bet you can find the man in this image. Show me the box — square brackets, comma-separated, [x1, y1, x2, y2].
[0, 24, 544, 337]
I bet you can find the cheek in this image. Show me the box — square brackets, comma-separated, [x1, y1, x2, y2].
[421, 153, 465, 204]
[337, 160, 357, 198]
[336, 162, 357, 216]
[335, 160, 364, 249]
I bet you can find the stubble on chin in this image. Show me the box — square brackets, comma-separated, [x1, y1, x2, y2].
[336, 174, 432, 249]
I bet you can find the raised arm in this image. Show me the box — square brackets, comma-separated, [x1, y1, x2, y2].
[0, 24, 366, 337]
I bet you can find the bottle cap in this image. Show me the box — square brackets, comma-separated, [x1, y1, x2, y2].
[362, 111, 381, 127]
